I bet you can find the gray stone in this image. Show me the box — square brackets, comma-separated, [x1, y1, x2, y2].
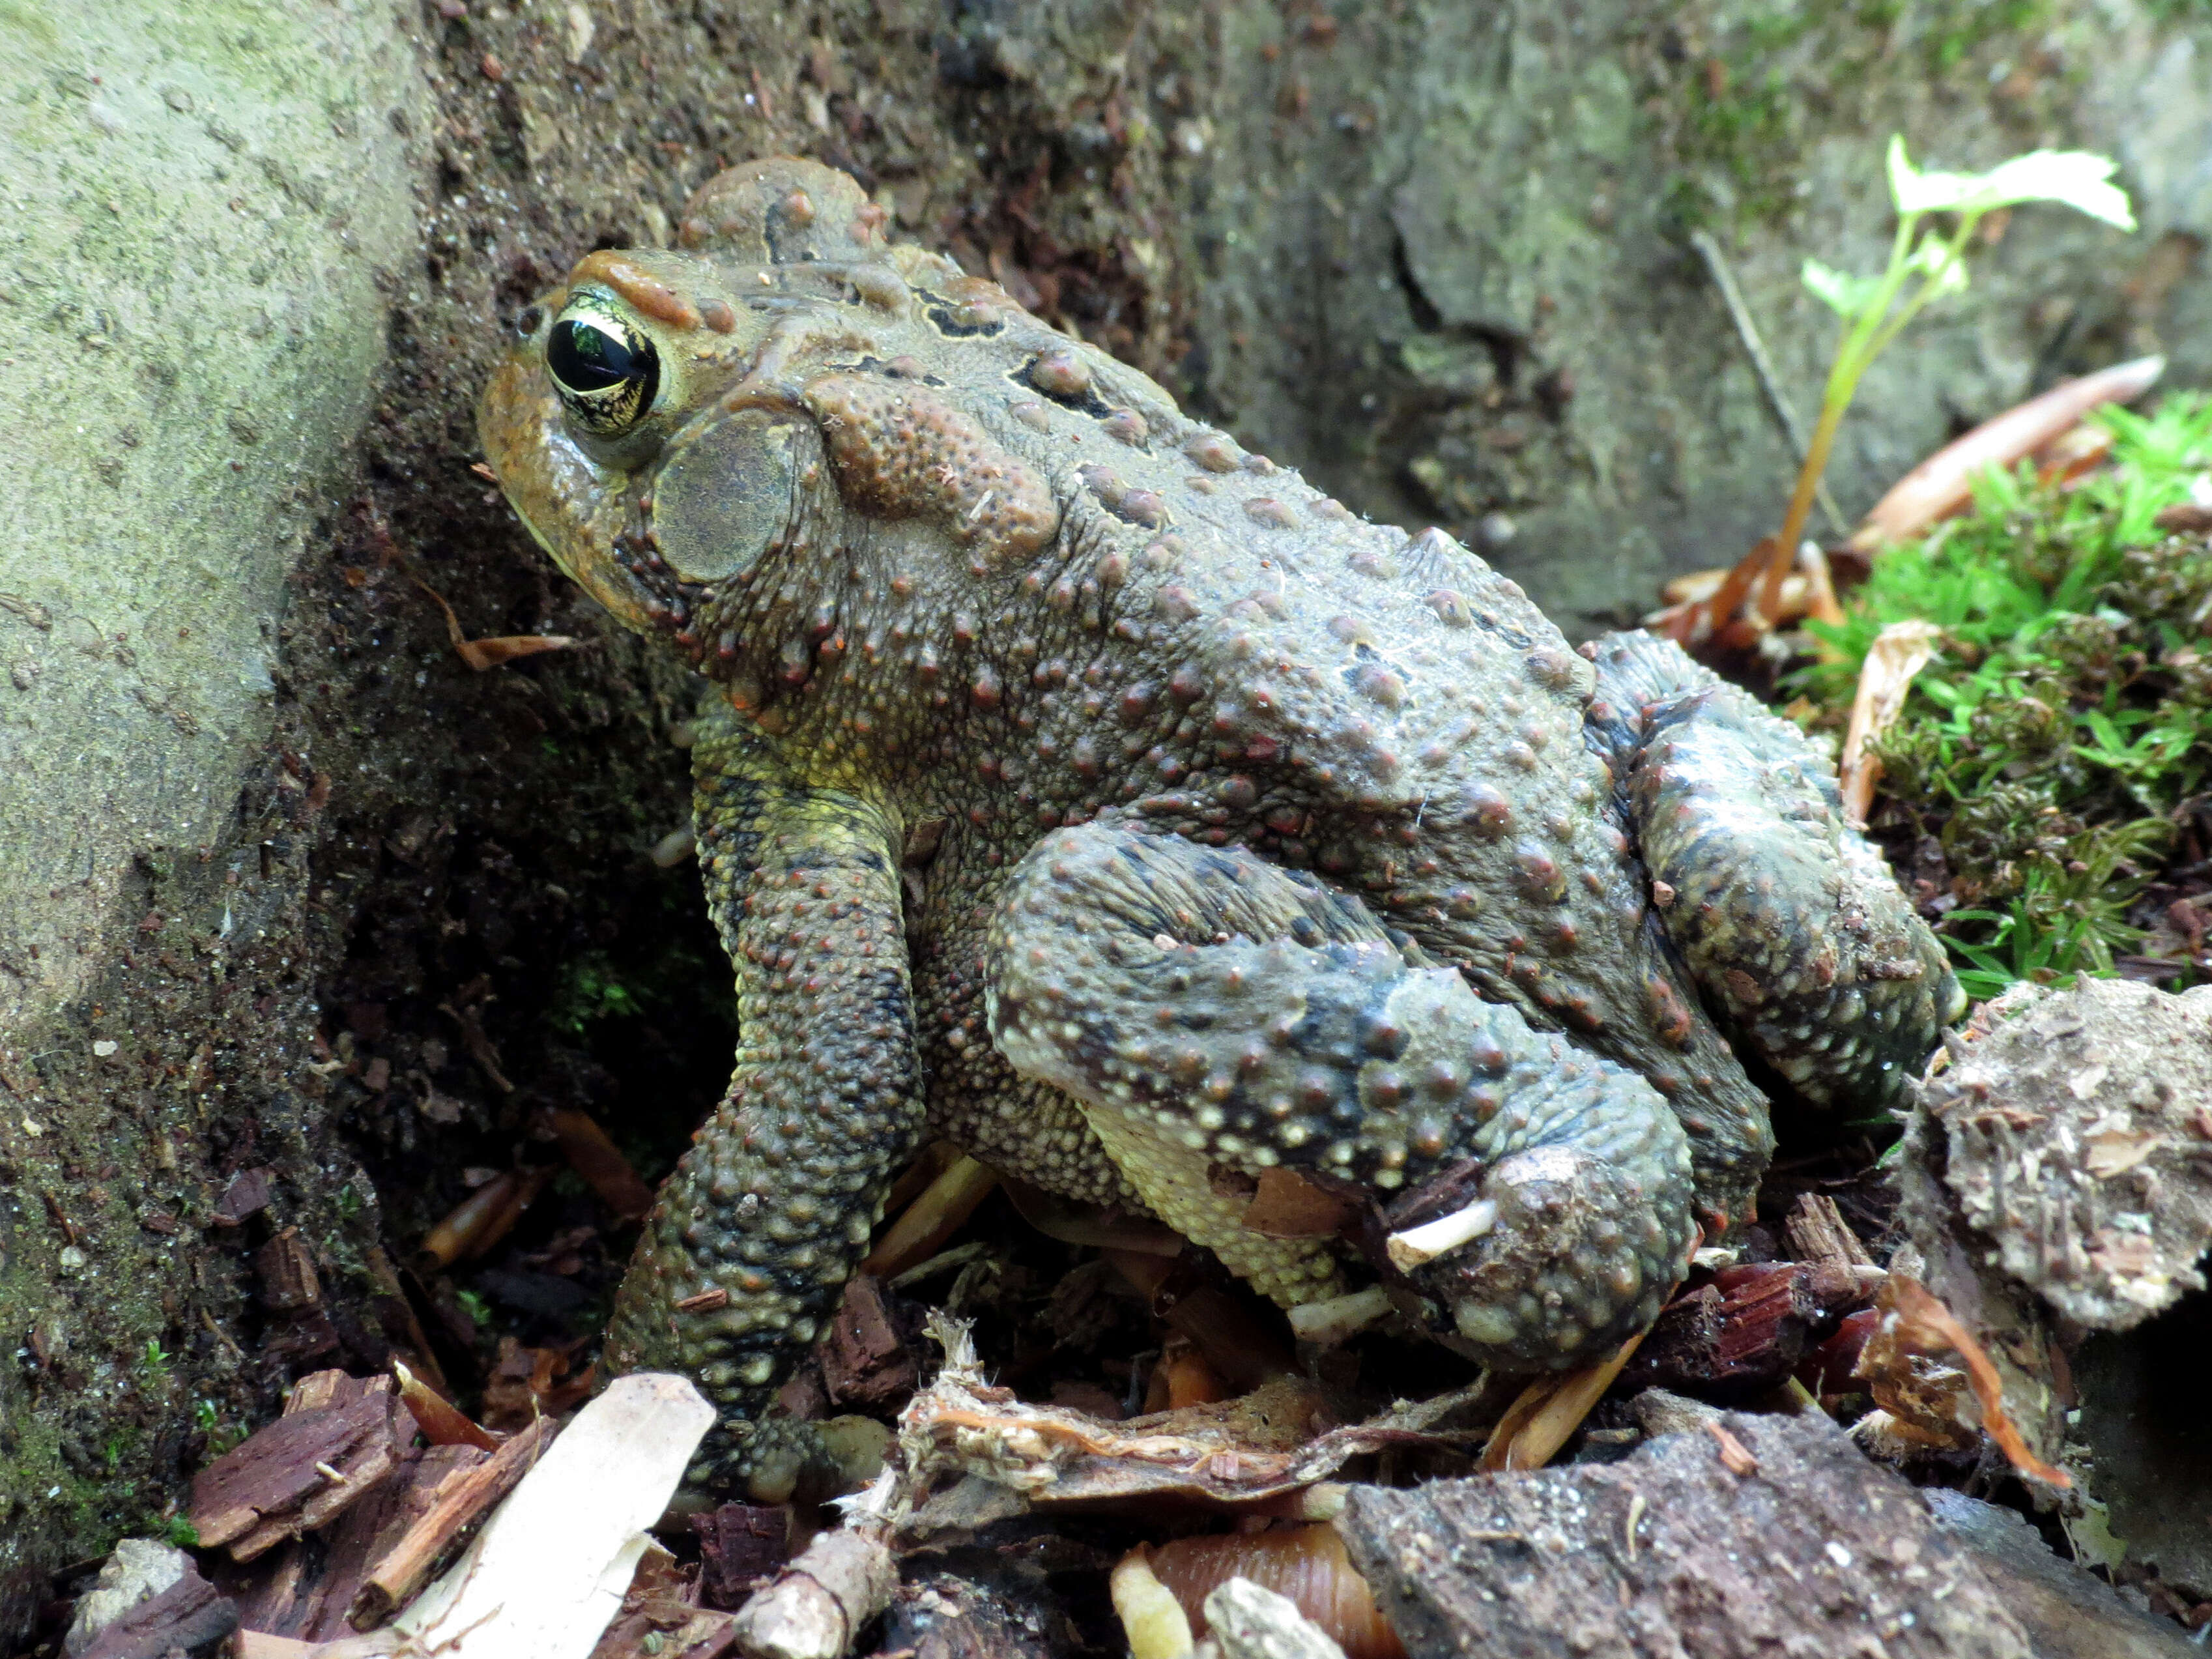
[0, 0, 423, 1030]
[1924, 1489, 2200, 1659]
[1918, 978, 2212, 1332]
[1901, 978, 2212, 1608]
[63, 1538, 188, 1656]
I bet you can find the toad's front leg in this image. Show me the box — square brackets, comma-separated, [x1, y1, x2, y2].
[603, 719, 924, 1500]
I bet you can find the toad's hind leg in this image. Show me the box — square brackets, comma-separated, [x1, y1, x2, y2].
[985, 824, 1698, 1370]
[1585, 630, 1964, 1113]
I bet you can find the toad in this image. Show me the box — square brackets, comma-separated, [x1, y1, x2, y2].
[478, 158, 1961, 1497]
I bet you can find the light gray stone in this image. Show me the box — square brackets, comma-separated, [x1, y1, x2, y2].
[63, 1537, 188, 1656]
[0, 0, 424, 1030]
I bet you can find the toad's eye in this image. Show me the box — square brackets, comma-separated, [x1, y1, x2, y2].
[545, 300, 659, 436]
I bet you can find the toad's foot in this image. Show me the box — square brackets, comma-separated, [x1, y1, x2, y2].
[1586, 631, 1964, 1113]
[985, 824, 1697, 1370]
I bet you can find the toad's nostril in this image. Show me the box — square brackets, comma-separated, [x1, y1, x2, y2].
[515, 304, 545, 338]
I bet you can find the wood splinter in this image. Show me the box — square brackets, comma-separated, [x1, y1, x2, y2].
[1384, 1199, 1495, 1273]
[347, 1416, 556, 1630]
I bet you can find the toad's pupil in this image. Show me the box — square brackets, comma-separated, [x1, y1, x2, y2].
[549, 317, 646, 394]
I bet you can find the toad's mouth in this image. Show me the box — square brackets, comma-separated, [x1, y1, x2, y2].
[477, 347, 663, 639]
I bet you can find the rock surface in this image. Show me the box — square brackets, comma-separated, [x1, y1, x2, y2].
[1900, 977, 2212, 1615]
[63, 1539, 190, 1657]
[1924, 1489, 2201, 1659]
[1180, 1, 2212, 628]
[1337, 1406, 2034, 1657]
[1918, 978, 2212, 1331]
[0, 0, 422, 1030]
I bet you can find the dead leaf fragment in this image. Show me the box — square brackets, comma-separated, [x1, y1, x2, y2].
[413, 577, 577, 672]
[859, 1154, 998, 1280]
[392, 1357, 498, 1452]
[1839, 619, 1940, 825]
[2082, 1126, 2160, 1179]
[1859, 1275, 2069, 1488]
[1850, 355, 2165, 551]
[1241, 1167, 1360, 1239]
[901, 1313, 1478, 1512]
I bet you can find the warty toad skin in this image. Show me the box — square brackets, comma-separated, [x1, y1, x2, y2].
[476, 158, 1961, 1497]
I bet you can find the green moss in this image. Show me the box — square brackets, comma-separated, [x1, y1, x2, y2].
[551, 952, 646, 1035]
[1801, 392, 2212, 999]
[193, 1398, 246, 1458]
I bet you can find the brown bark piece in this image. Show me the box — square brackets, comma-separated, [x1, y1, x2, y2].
[283, 1371, 355, 1415]
[347, 1415, 556, 1630]
[819, 1275, 916, 1409]
[256, 1228, 323, 1312]
[214, 1166, 275, 1227]
[235, 1445, 485, 1643]
[1338, 1407, 2035, 1658]
[190, 1388, 407, 1560]
[1785, 1192, 1876, 1269]
[1785, 1192, 1888, 1312]
[1620, 1265, 1817, 1397]
[286, 1370, 418, 1442]
[694, 1505, 792, 1612]
[76, 1565, 237, 1659]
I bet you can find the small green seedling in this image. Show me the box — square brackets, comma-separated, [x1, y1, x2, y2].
[1742, 138, 2136, 618]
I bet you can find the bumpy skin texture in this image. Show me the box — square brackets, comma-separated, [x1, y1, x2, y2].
[477, 158, 1959, 1493]
[1582, 631, 1963, 1112]
[989, 829, 1695, 1366]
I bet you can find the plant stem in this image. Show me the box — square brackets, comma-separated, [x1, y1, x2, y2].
[1756, 209, 1987, 621]
[1755, 390, 1849, 618]
[1751, 216, 1920, 618]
